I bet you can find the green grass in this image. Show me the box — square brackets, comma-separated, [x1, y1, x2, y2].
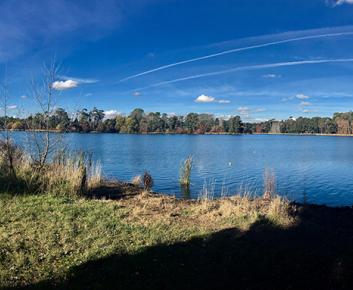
[0, 191, 294, 288]
[0, 194, 207, 288]
[2, 192, 353, 289]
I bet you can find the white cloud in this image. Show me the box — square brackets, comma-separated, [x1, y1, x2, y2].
[237, 106, 251, 117]
[104, 110, 120, 119]
[255, 108, 266, 112]
[20, 95, 27, 99]
[52, 80, 78, 90]
[281, 96, 293, 101]
[133, 91, 141, 97]
[282, 93, 311, 102]
[237, 107, 266, 119]
[218, 99, 231, 104]
[84, 93, 92, 97]
[329, 0, 353, 6]
[7, 105, 17, 110]
[195, 94, 215, 103]
[300, 101, 312, 107]
[298, 99, 316, 114]
[296, 93, 310, 100]
[262, 73, 281, 78]
[194, 94, 230, 104]
[59, 76, 99, 84]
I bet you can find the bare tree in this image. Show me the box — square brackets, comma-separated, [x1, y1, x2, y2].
[0, 69, 17, 178]
[27, 60, 62, 169]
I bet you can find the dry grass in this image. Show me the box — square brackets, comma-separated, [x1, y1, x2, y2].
[198, 178, 216, 200]
[118, 191, 295, 231]
[42, 157, 102, 196]
[0, 143, 102, 196]
[131, 175, 142, 186]
[87, 160, 103, 189]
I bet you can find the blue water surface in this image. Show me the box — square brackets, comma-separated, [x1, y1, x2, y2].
[11, 132, 353, 206]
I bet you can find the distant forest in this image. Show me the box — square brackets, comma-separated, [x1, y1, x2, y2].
[1, 107, 353, 135]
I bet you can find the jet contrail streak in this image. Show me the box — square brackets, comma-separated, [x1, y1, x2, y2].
[119, 31, 353, 82]
[134, 58, 353, 91]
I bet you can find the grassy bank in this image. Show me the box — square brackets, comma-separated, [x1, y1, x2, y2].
[0, 191, 293, 289]
[1, 189, 353, 289]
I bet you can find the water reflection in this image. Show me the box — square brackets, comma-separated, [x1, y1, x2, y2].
[180, 185, 191, 199]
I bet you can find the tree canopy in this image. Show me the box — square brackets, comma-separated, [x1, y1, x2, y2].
[2, 108, 353, 135]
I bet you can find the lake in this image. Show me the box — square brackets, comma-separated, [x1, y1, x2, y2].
[11, 132, 353, 206]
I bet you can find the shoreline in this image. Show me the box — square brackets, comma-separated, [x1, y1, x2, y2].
[3, 129, 353, 137]
[89, 180, 353, 209]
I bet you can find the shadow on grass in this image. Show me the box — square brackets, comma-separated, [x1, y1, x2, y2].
[14, 204, 353, 290]
[86, 181, 142, 200]
[0, 176, 37, 195]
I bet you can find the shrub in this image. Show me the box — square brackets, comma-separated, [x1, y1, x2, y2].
[0, 141, 102, 196]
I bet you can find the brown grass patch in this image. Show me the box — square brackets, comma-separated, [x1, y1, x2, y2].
[115, 191, 295, 231]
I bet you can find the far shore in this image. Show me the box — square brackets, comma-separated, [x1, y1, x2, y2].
[2, 128, 353, 137]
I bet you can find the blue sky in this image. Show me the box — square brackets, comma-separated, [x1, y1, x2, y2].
[2, 0, 353, 121]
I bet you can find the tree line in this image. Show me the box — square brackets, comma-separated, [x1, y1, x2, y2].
[1, 107, 353, 135]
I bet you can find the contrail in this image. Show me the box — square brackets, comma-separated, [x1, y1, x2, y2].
[119, 31, 353, 82]
[134, 58, 353, 91]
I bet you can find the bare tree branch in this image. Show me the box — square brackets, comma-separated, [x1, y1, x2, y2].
[27, 58, 63, 169]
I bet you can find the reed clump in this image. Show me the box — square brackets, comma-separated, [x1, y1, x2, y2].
[179, 155, 193, 186]
[192, 170, 293, 228]
[143, 171, 153, 191]
[0, 142, 102, 196]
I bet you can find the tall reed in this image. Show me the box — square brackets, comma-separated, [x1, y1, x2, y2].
[263, 168, 276, 200]
[179, 155, 193, 186]
[198, 178, 216, 200]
